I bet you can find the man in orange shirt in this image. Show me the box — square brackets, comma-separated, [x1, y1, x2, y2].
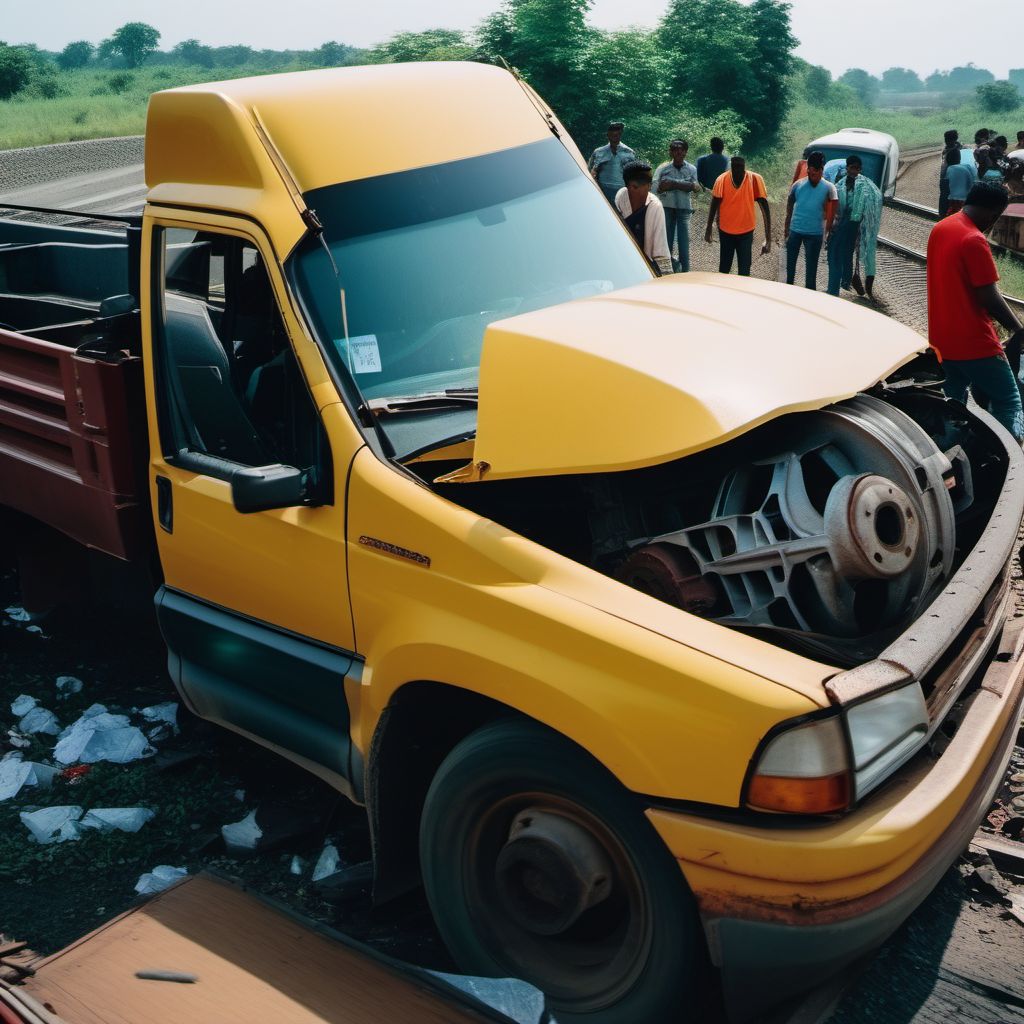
[704, 156, 771, 276]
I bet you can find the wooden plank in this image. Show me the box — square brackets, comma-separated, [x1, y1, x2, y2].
[21, 875, 512, 1024]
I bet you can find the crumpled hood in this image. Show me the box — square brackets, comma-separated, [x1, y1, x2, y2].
[444, 273, 926, 482]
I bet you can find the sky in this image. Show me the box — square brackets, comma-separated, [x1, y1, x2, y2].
[3, 0, 1019, 80]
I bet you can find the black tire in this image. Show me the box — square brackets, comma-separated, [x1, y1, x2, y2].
[419, 718, 701, 1023]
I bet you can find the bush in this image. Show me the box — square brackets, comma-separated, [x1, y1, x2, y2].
[28, 74, 68, 100]
[976, 80, 1020, 114]
[106, 72, 135, 95]
[0, 43, 33, 100]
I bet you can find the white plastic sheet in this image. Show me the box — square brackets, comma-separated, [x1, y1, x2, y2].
[221, 809, 262, 850]
[10, 695, 37, 717]
[4, 606, 31, 622]
[21, 805, 84, 844]
[54, 709, 154, 765]
[19, 706, 60, 736]
[80, 807, 155, 833]
[134, 865, 188, 895]
[311, 843, 340, 882]
[140, 702, 179, 734]
[55, 676, 84, 698]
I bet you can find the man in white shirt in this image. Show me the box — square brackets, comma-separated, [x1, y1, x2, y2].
[614, 160, 673, 276]
[654, 139, 702, 272]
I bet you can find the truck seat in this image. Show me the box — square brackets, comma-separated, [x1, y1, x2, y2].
[164, 293, 267, 465]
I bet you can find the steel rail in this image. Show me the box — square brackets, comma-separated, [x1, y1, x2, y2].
[877, 234, 1024, 312]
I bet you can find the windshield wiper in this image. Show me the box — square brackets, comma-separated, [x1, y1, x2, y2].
[362, 388, 479, 417]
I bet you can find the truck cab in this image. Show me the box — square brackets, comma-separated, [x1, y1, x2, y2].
[807, 127, 900, 197]
[2, 64, 1023, 1023]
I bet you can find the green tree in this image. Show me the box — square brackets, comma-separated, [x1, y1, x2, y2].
[838, 67, 879, 105]
[924, 70, 946, 91]
[57, 40, 93, 70]
[803, 64, 832, 102]
[314, 41, 356, 66]
[659, 0, 763, 119]
[109, 22, 161, 68]
[880, 67, 922, 92]
[212, 45, 254, 67]
[172, 38, 214, 68]
[746, 0, 796, 141]
[476, 0, 594, 137]
[1010, 68, 1024, 91]
[946, 64, 994, 92]
[976, 80, 1020, 114]
[370, 29, 474, 63]
[0, 42, 33, 100]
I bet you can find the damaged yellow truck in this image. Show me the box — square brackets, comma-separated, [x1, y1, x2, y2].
[1, 63, 1023, 1022]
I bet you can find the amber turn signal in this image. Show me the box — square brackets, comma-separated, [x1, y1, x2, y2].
[747, 772, 851, 814]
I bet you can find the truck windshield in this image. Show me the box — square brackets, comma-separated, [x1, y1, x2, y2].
[287, 138, 652, 405]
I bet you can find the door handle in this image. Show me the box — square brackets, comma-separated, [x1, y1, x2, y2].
[156, 476, 173, 533]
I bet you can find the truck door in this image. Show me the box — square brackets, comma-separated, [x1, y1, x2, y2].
[142, 213, 365, 792]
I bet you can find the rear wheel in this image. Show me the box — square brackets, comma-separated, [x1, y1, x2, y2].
[419, 719, 700, 1023]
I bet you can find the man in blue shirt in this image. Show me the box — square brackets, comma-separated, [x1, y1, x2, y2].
[944, 147, 976, 216]
[784, 152, 838, 290]
[696, 137, 729, 190]
[588, 122, 636, 204]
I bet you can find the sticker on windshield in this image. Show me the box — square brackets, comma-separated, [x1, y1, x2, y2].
[337, 334, 382, 374]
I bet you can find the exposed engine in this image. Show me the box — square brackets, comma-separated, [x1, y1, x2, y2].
[424, 380, 1007, 665]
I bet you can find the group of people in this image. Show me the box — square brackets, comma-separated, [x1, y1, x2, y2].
[940, 128, 1024, 216]
[589, 126, 776, 277]
[785, 149, 883, 297]
[587, 122, 881, 295]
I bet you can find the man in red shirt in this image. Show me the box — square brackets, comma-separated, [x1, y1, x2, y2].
[927, 181, 1024, 441]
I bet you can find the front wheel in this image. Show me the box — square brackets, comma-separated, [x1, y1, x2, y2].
[419, 719, 701, 1023]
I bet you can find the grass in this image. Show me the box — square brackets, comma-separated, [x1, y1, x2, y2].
[0, 63, 316, 149]
[995, 253, 1024, 304]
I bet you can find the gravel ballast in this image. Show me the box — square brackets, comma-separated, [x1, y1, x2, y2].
[0, 136, 144, 194]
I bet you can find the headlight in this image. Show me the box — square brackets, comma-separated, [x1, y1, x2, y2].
[746, 683, 928, 814]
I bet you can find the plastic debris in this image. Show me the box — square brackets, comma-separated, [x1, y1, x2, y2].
[54, 710, 154, 765]
[0, 759, 32, 801]
[6, 731, 31, 750]
[21, 805, 84, 844]
[289, 855, 305, 876]
[233, 788, 246, 802]
[55, 676, 84, 698]
[10, 695, 37, 717]
[311, 843, 340, 882]
[134, 865, 188, 895]
[19, 706, 60, 736]
[221, 809, 262, 852]
[60, 764, 92, 784]
[25, 626, 44, 635]
[80, 807, 155, 834]
[431, 973, 550, 1024]
[4, 606, 31, 622]
[140, 703, 179, 735]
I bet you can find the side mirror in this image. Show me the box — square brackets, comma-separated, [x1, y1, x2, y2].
[231, 464, 307, 514]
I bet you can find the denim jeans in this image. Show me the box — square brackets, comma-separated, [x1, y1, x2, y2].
[938, 177, 950, 219]
[942, 354, 1024, 441]
[785, 231, 824, 290]
[600, 183, 620, 205]
[719, 230, 754, 276]
[826, 218, 857, 296]
[664, 208, 692, 272]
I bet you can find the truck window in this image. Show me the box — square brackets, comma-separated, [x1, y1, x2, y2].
[153, 228, 328, 483]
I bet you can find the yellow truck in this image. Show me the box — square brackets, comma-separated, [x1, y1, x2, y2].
[1, 63, 1023, 1022]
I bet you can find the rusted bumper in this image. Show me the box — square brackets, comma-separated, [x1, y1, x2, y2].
[647, 624, 1024, 1021]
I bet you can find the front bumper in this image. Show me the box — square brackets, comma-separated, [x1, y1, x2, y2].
[646, 621, 1024, 1021]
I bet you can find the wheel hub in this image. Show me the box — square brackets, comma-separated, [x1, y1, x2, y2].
[494, 807, 613, 936]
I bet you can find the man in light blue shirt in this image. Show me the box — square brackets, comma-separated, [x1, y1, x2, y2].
[784, 151, 838, 290]
[944, 147, 976, 214]
[654, 139, 702, 272]
[588, 122, 636, 204]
